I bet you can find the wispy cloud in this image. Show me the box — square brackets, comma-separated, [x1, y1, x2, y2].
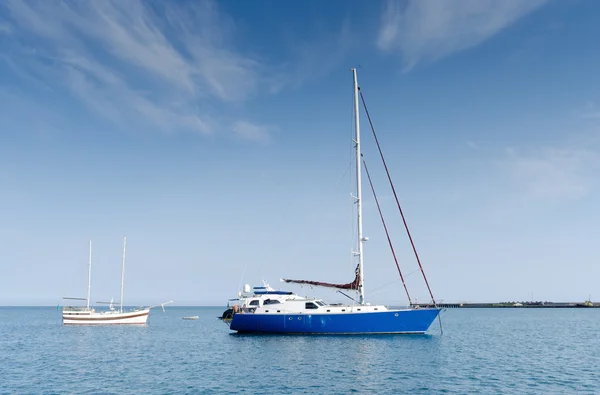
[232, 121, 273, 144]
[467, 141, 479, 150]
[0, 21, 11, 34]
[1, 0, 351, 140]
[580, 102, 600, 119]
[377, 0, 548, 70]
[500, 147, 600, 203]
[1, 0, 258, 135]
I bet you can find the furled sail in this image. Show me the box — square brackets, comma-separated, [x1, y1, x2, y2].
[282, 264, 361, 290]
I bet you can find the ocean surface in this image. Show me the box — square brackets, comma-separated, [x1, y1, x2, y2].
[0, 307, 598, 394]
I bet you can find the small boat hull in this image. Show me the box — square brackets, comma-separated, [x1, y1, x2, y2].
[229, 308, 440, 334]
[62, 308, 150, 325]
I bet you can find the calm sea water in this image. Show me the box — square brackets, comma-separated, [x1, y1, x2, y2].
[0, 307, 598, 394]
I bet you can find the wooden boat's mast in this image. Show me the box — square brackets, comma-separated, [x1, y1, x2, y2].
[352, 68, 365, 305]
[120, 236, 126, 313]
[87, 240, 92, 309]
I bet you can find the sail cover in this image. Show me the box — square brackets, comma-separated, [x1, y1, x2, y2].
[282, 264, 361, 290]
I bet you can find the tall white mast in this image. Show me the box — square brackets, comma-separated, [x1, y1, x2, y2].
[352, 68, 365, 305]
[120, 236, 126, 313]
[87, 240, 92, 309]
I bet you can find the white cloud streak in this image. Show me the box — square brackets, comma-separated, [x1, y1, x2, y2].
[501, 147, 600, 202]
[0, 22, 11, 34]
[2, 0, 349, 140]
[467, 141, 479, 150]
[580, 102, 600, 119]
[2, 0, 258, 135]
[377, 0, 548, 70]
[232, 121, 273, 143]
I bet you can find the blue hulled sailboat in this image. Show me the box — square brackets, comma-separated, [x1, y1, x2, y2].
[223, 69, 441, 334]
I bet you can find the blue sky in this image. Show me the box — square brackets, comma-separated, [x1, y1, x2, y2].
[1, 0, 600, 306]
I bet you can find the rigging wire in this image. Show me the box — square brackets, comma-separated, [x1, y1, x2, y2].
[359, 90, 438, 308]
[362, 157, 412, 305]
[404, 269, 421, 278]
[367, 278, 401, 296]
[359, 88, 443, 335]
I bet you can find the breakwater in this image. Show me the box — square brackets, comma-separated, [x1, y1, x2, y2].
[412, 301, 599, 308]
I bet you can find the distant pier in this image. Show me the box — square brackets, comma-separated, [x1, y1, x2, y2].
[412, 301, 599, 309]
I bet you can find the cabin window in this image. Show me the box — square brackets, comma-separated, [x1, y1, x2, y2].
[315, 301, 326, 306]
[249, 300, 259, 306]
[264, 299, 280, 305]
[305, 302, 318, 310]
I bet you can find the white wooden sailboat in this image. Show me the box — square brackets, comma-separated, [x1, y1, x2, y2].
[62, 237, 171, 325]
